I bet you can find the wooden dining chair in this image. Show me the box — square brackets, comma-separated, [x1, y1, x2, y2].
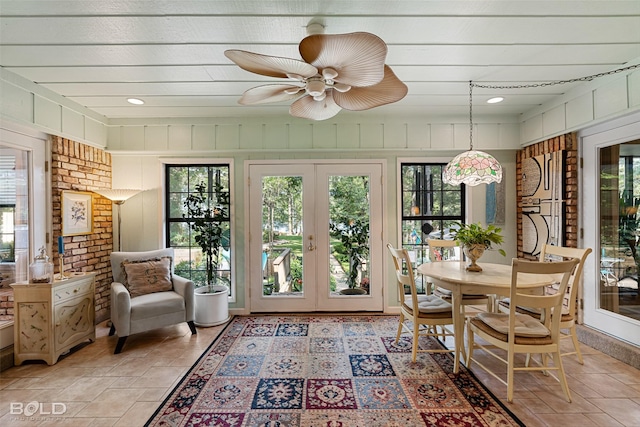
[466, 257, 579, 403]
[387, 243, 455, 362]
[498, 245, 592, 364]
[427, 238, 493, 312]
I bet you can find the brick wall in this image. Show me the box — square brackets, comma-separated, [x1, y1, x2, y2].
[516, 132, 579, 257]
[0, 289, 13, 320]
[52, 136, 114, 323]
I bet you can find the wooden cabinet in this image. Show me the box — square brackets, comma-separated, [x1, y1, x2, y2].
[11, 273, 96, 365]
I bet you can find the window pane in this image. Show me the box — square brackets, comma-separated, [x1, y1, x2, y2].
[428, 190, 442, 216]
[168, 167, 188, 192]
[443, 191, 462, 216]
[189, 167, 209, 190]
[168, 193, 187, 218]
[169, 222, 190, 247]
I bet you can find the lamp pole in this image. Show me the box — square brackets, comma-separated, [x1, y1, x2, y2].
[93, 189, 141, 252]
[114, 200, 125, 251]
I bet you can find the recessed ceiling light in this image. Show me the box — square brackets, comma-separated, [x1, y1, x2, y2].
[127, 98, 145, 105]
[486, 97, 504, 104]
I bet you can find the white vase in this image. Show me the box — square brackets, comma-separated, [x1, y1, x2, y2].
[194, 284, 230, 327]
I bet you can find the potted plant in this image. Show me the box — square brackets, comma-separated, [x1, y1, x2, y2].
[183, 180, 230, 326]
[330, 218, 370, 294]
[453, 222, 506, 272]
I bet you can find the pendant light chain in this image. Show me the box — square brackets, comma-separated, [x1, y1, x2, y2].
[469, 80, 474, 150]
[471, 63, 640, 90]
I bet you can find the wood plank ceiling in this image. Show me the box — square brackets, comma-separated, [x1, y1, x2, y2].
[0, 1, 639, 121]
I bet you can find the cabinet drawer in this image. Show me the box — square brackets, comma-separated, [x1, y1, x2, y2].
[53, 277, 93, 304]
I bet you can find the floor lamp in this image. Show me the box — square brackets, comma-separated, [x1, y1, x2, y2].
[94, 189, 141, 251]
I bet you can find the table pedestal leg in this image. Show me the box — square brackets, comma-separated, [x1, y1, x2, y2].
[451, 288, 464, 374]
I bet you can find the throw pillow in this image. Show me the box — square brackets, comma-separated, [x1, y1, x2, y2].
[122, 256, 173, 298]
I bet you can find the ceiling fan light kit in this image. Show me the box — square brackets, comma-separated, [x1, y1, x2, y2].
[224, 31, 408, 121]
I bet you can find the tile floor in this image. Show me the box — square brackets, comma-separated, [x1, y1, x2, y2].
[0, 317, 638, 427]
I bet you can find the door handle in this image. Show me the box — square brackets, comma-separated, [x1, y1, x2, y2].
[308, 235, 315, 251]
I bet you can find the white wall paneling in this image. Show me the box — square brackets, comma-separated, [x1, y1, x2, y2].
[521, 67, 640, 146]
[3, 65, 638, 151]
[1, 70, 108, 148]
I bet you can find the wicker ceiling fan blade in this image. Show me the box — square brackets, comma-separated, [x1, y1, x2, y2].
[238, 84, 304, 105]
[289, 91, 342, 121]
[333, 65, 408, 111]
[299, 32, 387, 87]
[225, 50, 318, 79]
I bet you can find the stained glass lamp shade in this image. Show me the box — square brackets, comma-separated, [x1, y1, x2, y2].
[443, 150, 503, 186]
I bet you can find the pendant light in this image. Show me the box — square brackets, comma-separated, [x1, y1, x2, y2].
[443, 81, 503, 186]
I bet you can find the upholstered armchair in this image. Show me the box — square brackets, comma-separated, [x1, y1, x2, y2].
[109, 248, 196, 354]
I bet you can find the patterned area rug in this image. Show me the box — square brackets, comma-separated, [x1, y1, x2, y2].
[145, 315, 524, 427]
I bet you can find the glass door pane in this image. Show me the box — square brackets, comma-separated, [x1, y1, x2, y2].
[328, 175, 371, 295]
[599, 144, 640, 322]
[261, 175, 304, 296]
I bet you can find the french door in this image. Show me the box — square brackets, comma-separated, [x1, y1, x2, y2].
[581, 113, 640, 347]
[248, 161, 384, 312]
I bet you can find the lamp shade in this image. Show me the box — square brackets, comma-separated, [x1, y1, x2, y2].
[442, 150, 502, 186]
[94, 189, 141, 203]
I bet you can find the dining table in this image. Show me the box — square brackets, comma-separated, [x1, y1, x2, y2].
[416, 260, 557, 373]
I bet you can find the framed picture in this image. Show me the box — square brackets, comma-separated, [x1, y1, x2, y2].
[62, 191, 93, 236]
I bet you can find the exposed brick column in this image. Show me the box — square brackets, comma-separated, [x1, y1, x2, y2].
[516, 133, 579, 258]
[51, 136, 113, 323]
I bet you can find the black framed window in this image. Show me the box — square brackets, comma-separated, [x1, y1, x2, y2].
[401, 163, 465, 291]
[165, 164, 231, 290]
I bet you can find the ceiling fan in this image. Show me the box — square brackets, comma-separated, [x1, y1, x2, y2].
[224, 28, 408, 120]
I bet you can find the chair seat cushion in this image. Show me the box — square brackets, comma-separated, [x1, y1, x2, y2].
[130, 291, 185, 320]
[404, 294, 431, 303]
[404, 294, 452, 315]
[122, 257, 173, 297]
[475, 312, 550, 337]
[469, 316, 553, 345]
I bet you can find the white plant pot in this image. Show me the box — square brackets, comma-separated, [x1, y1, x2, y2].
[194, 284, 230, 327]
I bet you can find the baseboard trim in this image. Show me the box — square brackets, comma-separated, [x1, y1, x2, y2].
[576, 324, 640, 369]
